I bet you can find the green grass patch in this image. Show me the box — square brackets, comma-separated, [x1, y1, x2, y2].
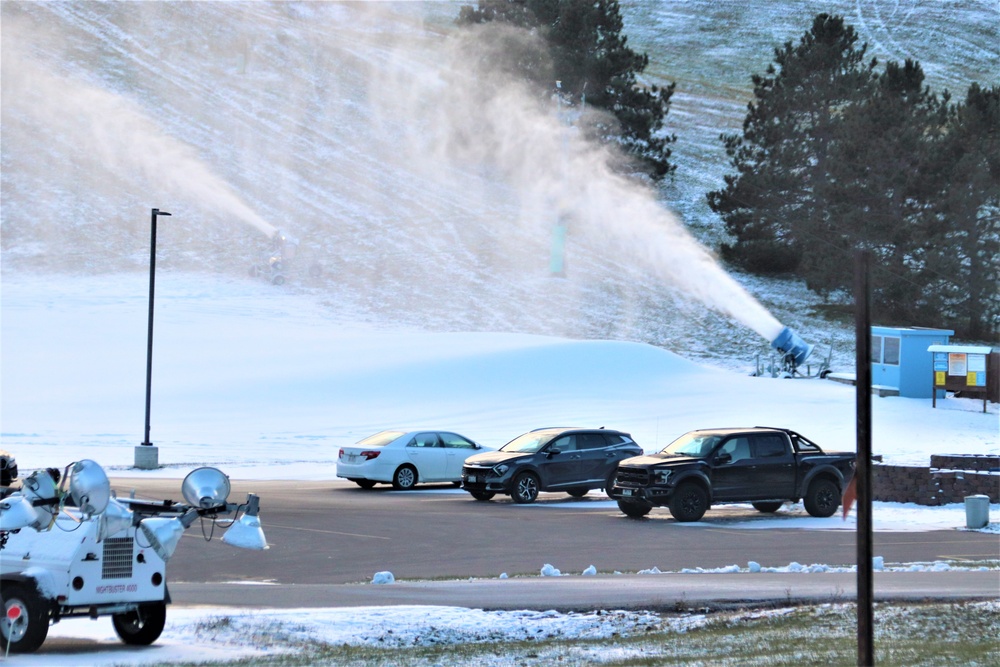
[160, 601, 998, 667]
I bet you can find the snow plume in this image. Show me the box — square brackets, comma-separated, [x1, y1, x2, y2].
[0, 15, 277, 251]
[1, 2, 782, 344]
[364, 17, 785, 342]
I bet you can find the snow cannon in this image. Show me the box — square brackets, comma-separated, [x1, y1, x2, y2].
[770, 326, 815, 370]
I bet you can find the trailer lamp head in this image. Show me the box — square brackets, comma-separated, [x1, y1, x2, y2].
[68, 459, 111, 517]
[139, 517, 186, 561]
[654, 469, 673, 485]
[0, 494, 39, 531]
[181, 467, 231, 509]
[98, 498, 135, 541]
[222, 493, 268, 551]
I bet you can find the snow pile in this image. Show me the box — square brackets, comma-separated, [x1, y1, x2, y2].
[671, 559, 994, 575]
[540, 564, 562, 577]
[372, 571, 396, 585]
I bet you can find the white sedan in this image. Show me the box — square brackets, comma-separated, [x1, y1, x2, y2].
[337, 430, 488, 490]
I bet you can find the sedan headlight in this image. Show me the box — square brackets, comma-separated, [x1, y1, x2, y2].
[654, 469, 672, 485]
[493, 464, 510, 476]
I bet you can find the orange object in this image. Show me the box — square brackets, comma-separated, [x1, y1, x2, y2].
[842, 474, 857, 520]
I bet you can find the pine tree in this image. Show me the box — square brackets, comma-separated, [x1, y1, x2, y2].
[821, 59, 947, 317]
[457, 0, 676, 179]
[707, 13, 877, 275]
[924, 84, 1000, 339]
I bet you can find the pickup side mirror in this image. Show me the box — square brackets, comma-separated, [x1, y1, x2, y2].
[714, 452, 732, 465]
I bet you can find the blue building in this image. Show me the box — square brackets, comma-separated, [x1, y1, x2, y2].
[871, 326, 953, 398]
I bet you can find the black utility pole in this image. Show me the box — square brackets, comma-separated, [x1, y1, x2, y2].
[141, 208, 171, 449]
[854, 249, 874, 666]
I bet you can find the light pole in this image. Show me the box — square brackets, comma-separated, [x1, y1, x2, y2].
[134, 207, 171, 470]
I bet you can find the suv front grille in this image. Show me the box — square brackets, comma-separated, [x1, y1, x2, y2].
[615, 467, 650, 487]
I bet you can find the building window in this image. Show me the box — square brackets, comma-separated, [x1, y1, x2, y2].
[883, 336, 900, 365]
[871, 334, 901, 366]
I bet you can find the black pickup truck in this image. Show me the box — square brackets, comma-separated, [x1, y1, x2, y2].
[609, 427, 855, 522]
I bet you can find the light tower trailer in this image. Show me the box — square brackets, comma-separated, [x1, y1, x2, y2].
[0, 463, 266, 654]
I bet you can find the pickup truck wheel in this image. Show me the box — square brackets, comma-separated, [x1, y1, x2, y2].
[617, 499, 652, 518]
[469, 490, 495, 501]
[669, 483, 708, 522]
[752, 501, 784, 513]
[113, 601, 167, 646]
[804, 478, 840, 517]
[0, 583, 49, 654]
[566, 488, 589, 498]
[512, 472, 539, 504]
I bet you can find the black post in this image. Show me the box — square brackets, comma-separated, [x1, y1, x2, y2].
[854, 249, 874, 666]
[142, 208, 171, 447]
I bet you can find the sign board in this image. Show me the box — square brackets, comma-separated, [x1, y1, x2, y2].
[929, 345, 994, 412]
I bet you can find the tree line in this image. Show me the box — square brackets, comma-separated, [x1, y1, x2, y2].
[457, 2, 998, 339]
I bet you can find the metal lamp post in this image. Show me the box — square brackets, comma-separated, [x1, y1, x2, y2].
[134, 208, 171, 470]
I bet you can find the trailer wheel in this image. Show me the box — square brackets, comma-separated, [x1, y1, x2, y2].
[0, 582, 50, 654]
[112, 601, 167, 646]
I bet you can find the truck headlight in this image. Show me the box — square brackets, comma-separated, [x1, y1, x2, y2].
[493, 464, 509, 476]
[654, 469, 672, 485]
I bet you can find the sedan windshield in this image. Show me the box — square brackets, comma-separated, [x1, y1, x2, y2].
[659, 433, 722, 458]
[500, 431, 554, 454]
[357, 430, 405, 447]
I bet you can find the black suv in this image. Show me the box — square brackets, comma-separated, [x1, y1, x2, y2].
[461, 427, 642, 503]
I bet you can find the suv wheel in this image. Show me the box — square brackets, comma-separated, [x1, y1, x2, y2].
[566, 488, 588, 498]
[511, 471, 539, 504]
[804, 478, 839, 517]
[668, 482, 708, 522]
[469, 490, 495, 501]
[604, 469, 618, 494]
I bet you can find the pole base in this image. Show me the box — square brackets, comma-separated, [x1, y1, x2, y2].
[134, 445, 159, 470]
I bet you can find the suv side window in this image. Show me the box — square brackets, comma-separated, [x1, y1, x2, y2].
[603, 433, 630, 446]
[549, 435, 576, 452]
[577, 433, 607, 450]
[753, 435, 790, 458]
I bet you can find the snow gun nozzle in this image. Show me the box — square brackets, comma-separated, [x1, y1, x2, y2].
[770, 326, 815, 368]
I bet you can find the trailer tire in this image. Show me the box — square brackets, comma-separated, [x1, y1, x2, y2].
[0, 582, 50, 654]
[113, 601, 167, 646]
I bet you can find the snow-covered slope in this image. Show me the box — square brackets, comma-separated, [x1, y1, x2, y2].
[2, 1, 997, 371]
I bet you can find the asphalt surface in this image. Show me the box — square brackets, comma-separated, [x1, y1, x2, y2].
[112, 477, 1000, 610]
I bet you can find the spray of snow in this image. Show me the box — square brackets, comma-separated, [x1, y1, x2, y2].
[1, 25, 277, 240]
[2, 2, 784, 343]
